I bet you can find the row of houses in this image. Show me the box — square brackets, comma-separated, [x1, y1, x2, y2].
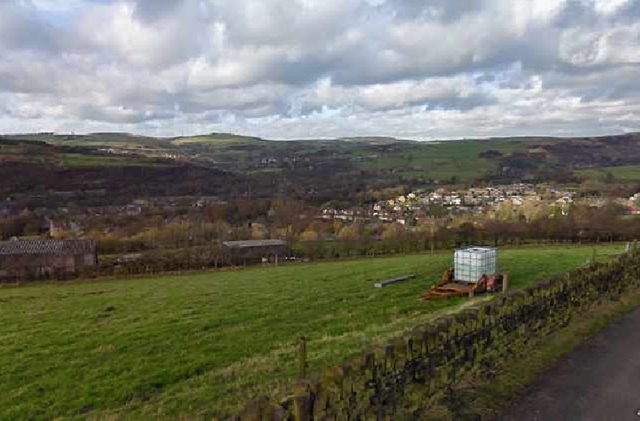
[320, 184, 578, 225]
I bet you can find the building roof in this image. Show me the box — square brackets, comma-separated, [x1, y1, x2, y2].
[0, 239, 95, 256]
[223, 239, 286, 249]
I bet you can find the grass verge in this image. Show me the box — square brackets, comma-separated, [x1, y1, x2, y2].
[422, 286, 640, 419]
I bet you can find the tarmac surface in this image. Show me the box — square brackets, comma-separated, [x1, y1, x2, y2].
[500, 305, 640, 421]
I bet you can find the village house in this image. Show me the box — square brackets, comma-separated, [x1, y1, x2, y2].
[333, 183, 581, 225]
[0, 239, 97, 281]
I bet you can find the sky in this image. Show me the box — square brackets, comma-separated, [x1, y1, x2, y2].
[0, 0, 639, 140]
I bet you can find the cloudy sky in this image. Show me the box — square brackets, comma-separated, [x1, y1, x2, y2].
[1, 0, 639, 140]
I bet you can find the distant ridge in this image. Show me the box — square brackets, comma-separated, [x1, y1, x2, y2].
[170, 132, 264, 145]
[338, 136, 414, 144]
[4, 131, 640, 145]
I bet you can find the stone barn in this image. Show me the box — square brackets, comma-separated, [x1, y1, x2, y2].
[0, 239, 97, 281]
[223, 239, 286, 266]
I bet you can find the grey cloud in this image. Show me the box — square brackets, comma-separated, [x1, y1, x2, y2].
[553, 0, 599, 27]
[424, 93, 496, 111]
[131, 0, 183, 22]
[0, 3, 63, 52]
[383, 0, 487, 22]
[0, 0, 639, 139]
[76, 104, 176, 124]
[620, 0, 640, 21]
[543, 65, 640, 102]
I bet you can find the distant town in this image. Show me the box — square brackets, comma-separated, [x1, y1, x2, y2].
[321, 183, 639, 226]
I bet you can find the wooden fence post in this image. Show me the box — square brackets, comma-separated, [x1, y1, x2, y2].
[502, 273, 510, 293]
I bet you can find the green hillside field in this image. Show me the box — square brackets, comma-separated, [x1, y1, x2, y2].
[360, 138, 531, 181]
[0, 244, 624, 419]
[575, 164, 640, 182]
[8, 132, 640, 185]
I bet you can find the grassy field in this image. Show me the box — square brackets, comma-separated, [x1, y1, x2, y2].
[171, 133, 264, 146]
[16, 133, 168, 148]
[0, 139, 170, 169]
[0, 244, 623, 419]
[361, 138, 529, 181]
[575, 165, 640, 182]
[8, 132, 640, 185]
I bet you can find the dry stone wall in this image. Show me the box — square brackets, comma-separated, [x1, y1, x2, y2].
[235, 251, 640, 420]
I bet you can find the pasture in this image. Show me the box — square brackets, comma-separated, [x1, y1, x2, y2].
[575, 164, 640, 182]
[0, 244, 622, 419]
[360, 138, 530, 181]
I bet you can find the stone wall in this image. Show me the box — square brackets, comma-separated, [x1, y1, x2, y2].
[0, 253, 88, 281]
[235, 251, 640, 420]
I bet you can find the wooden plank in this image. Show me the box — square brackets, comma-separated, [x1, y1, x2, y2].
[374, 274, 416, 288]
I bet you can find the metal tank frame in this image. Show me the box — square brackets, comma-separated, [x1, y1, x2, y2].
[454, 246, 498, 283]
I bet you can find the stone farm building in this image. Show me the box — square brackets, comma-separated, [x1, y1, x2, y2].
[0, 239, 97, 281]
[223, 239, 286, 265]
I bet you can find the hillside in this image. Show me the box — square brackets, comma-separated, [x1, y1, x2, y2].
[0, 244, 623, 419]
[170, 132, 265, 145]
[4, 132, 640, 207]
[0, 137, 247, 207]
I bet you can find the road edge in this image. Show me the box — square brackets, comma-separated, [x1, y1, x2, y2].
[420, 287, 640, 419]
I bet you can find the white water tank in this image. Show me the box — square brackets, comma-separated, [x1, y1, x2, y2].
[454, 247, 497, 283]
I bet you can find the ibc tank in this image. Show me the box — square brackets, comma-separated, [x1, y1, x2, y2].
[454, 247, 497, 283]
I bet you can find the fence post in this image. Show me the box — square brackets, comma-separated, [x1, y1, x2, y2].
[502, 273, 510, 293]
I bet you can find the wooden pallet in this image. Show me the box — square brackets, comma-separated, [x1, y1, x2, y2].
[421, 282, 476, 300]
[421, 269, 506, 301]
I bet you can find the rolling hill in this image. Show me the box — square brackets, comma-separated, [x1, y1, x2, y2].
[3, 131, 640, 206]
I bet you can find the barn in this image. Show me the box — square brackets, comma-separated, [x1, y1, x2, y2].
[0, 239, 97, 281]
[223, 239, 286, 266]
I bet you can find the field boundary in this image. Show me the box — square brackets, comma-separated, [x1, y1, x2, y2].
[233, 250, 640, 420]
[428, 282, 640, 419]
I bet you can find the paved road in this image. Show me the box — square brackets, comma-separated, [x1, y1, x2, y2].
[500, 306, 640, 421]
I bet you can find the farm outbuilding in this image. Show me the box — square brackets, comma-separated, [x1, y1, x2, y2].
[0, 239, 97, 281]
[223, 239, 286, 266]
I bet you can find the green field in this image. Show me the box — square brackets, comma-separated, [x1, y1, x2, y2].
[0, 139, 169, 169]
[171, 133, 264, 146]
[8, 132, 640, 186]
[12, 133, 169, 149]
[0, 244, 623, 419]
[32, 134, 535, 181]
[576, 165, 640, 182]
[361, 138, 530, 181]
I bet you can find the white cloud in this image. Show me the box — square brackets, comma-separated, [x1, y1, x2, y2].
[559, 24, 640, 67]
[593, 0, 632, 15]
[0, 0, 639, 139]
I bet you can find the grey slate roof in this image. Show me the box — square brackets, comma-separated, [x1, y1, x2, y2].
[0, 239, 95, 256]
[223, 239, 285, 249]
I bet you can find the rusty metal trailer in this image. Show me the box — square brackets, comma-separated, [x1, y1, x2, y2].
[421, 268, 508, 301]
